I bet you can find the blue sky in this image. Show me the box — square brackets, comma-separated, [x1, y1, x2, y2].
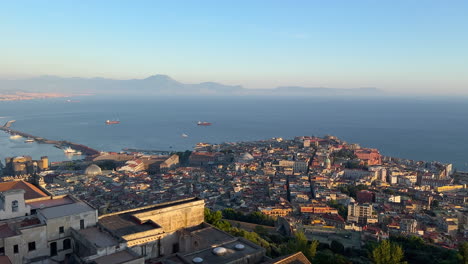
[1, 0, 467, 94]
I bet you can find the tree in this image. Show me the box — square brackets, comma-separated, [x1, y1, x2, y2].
[371, 240, 405, 264]
[204, 208, 222, 225]
[459, 242, 468, 264]
[330, 240, 345, 254]
[281, 232, 318, 261]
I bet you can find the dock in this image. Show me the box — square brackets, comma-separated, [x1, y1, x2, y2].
[0, 121, 101, 156]
[122, 148, 173, 155]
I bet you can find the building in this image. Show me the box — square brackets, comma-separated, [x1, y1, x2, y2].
[347, 203, 377, 225]
[400, 219, 417, 234]
[259, 204, 293, 218]
[356, 190, 374, 203]
[354, 149, 381, 165]
[1, 181, 307, 264]
[189, 152, 225, 167]
[0, 183, 96, 263]
[3, 156, 49, 176]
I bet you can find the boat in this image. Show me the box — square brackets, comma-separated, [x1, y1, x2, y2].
[64, 147, 76, 154]
[9, 135, 22, 139]
[181, 133, 189, 138]
[106, 120, 120, 125]
[197, 121, 212, 126]
[24, 139, 34, 143]
[64, 147, 82, 155]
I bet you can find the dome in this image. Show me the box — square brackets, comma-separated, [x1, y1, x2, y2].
[212, 247, 227, 256]
[85, 164, 102, 176]
[238, 152, 254, 162]
[234, 244, 245, 251]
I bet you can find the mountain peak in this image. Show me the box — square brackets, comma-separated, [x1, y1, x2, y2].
[144, 74, 174, 81]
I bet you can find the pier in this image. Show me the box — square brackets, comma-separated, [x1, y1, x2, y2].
[122, 148, 173, 155]
[0, 121, 101, 156]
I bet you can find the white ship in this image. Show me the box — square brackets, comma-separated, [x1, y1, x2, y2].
[181, 133, 189, 138]
[24, 139, 34, 143]
[10, 135, 22, 139]
[64, 147, 82, 155]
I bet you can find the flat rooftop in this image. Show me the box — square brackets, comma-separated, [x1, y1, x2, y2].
[27, 196, 75, 210]
[185, 224, 234, 245]
[181, 238, 264, 264]
[78, 227, 118, 248]
[99, 213, 157, 237]
[93, 249, 142, 264]
[38, 202, 95, 219]
[99, 197, 202, 237]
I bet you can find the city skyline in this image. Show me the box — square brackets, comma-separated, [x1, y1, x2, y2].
[1, 0, 468, 95]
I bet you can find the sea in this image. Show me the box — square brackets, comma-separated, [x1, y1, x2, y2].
[0, 95, 467, 170]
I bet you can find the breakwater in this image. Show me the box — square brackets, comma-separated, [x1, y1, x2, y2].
[0, 121, 100, 156]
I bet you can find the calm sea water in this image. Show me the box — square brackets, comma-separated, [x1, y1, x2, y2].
[0, 96, 467, 170]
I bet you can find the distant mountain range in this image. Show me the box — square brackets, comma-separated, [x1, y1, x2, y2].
[0, 75, 384, 96]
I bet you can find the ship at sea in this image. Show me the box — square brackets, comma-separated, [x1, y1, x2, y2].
[105, 120, 120, 125]
[181, 133, 189, 138]
[197, 121, 212, 126]
[24, 139, 34, 143]
[9, 135, 22, 140]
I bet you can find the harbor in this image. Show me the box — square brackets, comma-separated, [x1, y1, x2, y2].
[1, 120, 101, 157]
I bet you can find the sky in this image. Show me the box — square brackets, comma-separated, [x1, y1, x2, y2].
[1, 0, 467, 94]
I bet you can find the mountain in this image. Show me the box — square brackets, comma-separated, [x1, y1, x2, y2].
[0, 75, 384, 96]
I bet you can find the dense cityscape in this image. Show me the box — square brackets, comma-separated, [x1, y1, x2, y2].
[1, 133, 467, 264]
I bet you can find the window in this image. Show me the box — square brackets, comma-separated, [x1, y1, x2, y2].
[12, 200, 18, 212]
[59, 226, 64, 234]
[13, 245, 18, 254]
[63, 239, 71, 250]
[28, 242, 36, 252]
[0, 247, 4, 256]
[80, 219, 85, 229]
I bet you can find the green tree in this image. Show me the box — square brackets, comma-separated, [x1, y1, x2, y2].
[281, 232, 318, 261]
[459, 242, 468, 264]
[330, 240, 345, 254]
[371, 240, 405, 264]
[315, 249, 351, 264]
[204, 208, 222, 225]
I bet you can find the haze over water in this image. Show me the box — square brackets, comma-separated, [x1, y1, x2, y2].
[1, 96, 467, 170]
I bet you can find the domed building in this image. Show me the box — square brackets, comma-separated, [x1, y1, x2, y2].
[237, 152, 254, 163]
[85, 164, 102, 176]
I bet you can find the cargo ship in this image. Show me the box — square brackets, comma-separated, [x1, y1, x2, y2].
[197, 121, 212, 126]
[106, 120, 120, 125]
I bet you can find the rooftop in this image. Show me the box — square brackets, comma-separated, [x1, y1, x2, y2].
[0, 181, 48, 200]
[181, 238, 265, 264]
[27, 196, 75, 210]
[38, 202, 95, 219]
[78, 227, 119, 248]
[0, 224, 16, 238]
[93, 249, 142, 264]
[98, 213, 157, 237]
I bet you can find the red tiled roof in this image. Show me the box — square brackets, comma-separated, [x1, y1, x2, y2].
[0, 181, 48, 200]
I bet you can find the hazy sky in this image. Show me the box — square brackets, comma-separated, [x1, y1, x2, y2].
[1, 0, 467, 94]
